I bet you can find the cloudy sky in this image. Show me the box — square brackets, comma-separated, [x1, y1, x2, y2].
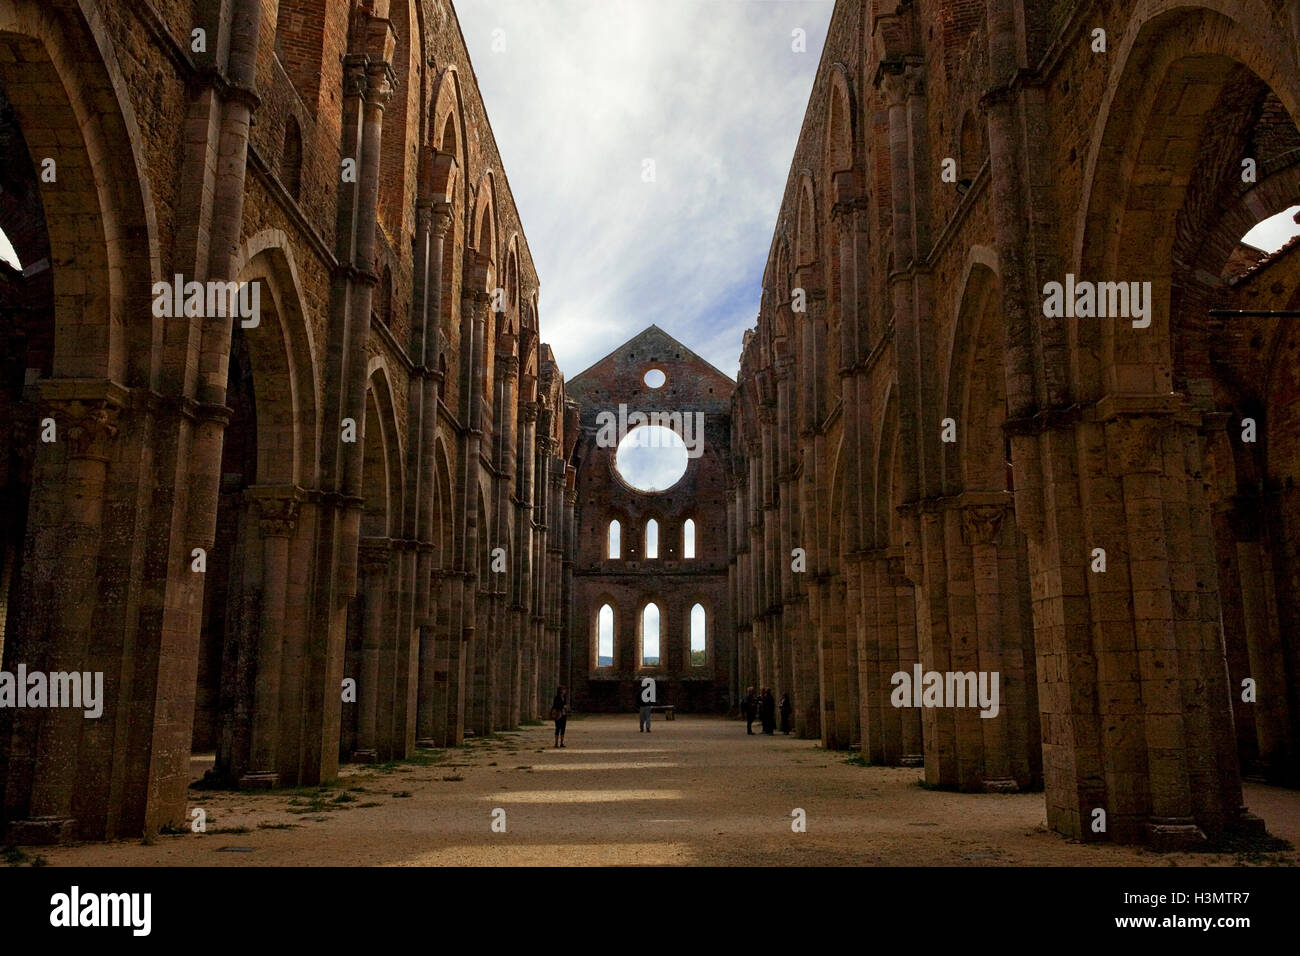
[454, 0, 835, 380]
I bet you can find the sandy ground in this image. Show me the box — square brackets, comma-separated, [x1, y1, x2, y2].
[24, 715, 1300, 866]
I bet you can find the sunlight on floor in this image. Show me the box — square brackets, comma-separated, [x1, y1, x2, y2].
[529, 762, 680, 772]
[394, 842, 695, 866]
[480, 789, 683, 803]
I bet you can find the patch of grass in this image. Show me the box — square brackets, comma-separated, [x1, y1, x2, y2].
[257, 822, 299, 830]
[369, 750, 446, 773]
[3, 845, 31, 866]
[357, 802, 383, 808]
[140, 832, 156, 846]
[487, 762, 498, 767]
[347, 786, 368, 793]
[334, 792, 358, 803]
[391, 791, 413, 798]
[843, 754, 870, 767]
[159, 822, 190, 835]
[208, 825, 252, 835]
[287, 795, 332, 814]
[442, 775, 465, 783]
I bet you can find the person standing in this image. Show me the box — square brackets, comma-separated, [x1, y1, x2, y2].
[551, 686, 569, 748]
[742, 686, 757, 734]
[779, 692, 792, 735]
[638, 677, 654, 733]
[761, 688, 776, 735]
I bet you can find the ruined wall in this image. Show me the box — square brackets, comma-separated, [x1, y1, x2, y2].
[567, 326, 734, 713]
[0, 0, 569, 842]
[732, 0, 1300, 847]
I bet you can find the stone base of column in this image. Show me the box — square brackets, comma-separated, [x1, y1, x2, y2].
[415, 738, 438, 749]
[237, 771, 280, 790]
[5, 815, 76, 845]
[899, 753, 924, 767]
[350, 749, 378, 763]
[1226, 807, 1267, 836]
[982, 777, 1020, 794]
[1144, 817, 1207, 851]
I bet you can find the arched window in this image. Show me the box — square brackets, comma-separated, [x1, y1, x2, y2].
[641, 603, 660, 666]
[690, 603, 706, 667]
[645, 518, 658, 559]
[683, 518, 696, 559]
[959, 110, 986, 184]
[597, 604, 614, 667]
[608, 519, 621, 559]
[280, 115, 302, 200]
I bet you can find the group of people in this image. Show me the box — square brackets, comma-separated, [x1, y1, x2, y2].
[549, 684, 795, 743]
[741, 687, 791, 735]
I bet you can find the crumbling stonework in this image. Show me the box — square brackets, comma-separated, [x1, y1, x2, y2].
[0, 0, 572, 841]
[730, 0, 1300, 846]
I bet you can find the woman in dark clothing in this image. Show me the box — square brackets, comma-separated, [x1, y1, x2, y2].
[551, 686, 569, 748]
[779, 692, 792, 734]
[760, 688, 777, 735]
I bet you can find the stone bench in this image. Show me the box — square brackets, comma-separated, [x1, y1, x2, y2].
[650, 705, 675, 720]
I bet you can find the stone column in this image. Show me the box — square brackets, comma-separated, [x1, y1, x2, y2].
[353, 542, 390, 762]
[243, 488, 302, 785]
[15, 391, 121, 839]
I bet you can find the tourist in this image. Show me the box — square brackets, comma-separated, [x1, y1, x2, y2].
[742, 686, 757, 734]
[638, 680, 653, 733]
[761, 688, 776, 735]
[551, 686, 568, 748]
[779, 692, 792, 734]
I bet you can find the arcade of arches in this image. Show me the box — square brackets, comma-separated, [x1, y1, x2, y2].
[0, 0, 1298, 852]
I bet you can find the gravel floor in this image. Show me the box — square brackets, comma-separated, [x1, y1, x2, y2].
[28, 714, 1300, 867]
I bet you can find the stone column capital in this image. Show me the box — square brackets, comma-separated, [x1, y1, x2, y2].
[880, 64, 924, 108]
[960, 503, 1009, 546]
[431, 202, 454, 237]
[38, 385, 127, 462]
[249, 487, 304, 537]
[496, 353, 519, 382]
[343, 56, 369, 99]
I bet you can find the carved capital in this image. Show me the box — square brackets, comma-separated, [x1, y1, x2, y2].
[879, 63, 923, 108]
[496, 353, 519, 382]
[961, 504, 1008, 547]
[48, 399, 122, 461]
[365, 64, 396, 108]
[431, 202, 454, 238]
[249, 488, 302, 537]
[343, 57, 369, 98]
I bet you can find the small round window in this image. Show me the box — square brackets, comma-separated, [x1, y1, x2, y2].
[643, 368, 666, 388]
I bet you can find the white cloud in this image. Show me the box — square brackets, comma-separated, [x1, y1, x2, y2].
[454, 0, 832, 379]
